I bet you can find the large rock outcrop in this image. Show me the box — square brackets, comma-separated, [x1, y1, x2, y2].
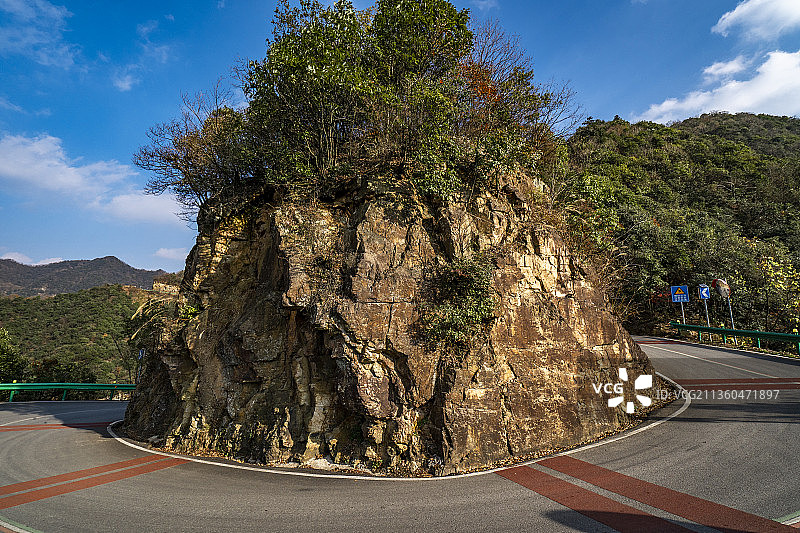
[125, 176, 658, 475]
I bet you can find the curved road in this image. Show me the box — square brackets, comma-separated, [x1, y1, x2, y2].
[1, 338, 799, 532]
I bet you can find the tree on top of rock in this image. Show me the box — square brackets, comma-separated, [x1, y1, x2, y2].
[134, 0, 580, 219]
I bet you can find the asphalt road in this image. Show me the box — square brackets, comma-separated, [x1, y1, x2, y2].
[1, 337, 799, 532]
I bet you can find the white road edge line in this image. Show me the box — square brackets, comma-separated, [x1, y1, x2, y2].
[651, 337, 800, 363]
[107, 373, 691, 482]
[527, 371, 691, 460]
[644, 344, 779, 378]
[778, 509, 800, 525]
[0, 514, 40, 533]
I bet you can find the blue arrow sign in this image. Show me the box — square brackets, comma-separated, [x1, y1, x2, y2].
[671, 285, 690, 303]
[698, 284, 711, 300]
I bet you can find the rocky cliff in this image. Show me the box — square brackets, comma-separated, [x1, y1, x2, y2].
[125, 175, 659, 475]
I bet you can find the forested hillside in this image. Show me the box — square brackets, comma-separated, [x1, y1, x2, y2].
[0, 256, 165, 297]
[0, 285, 146, 385]
[676, 112, 800, 160]
[565, 113, 800, 335]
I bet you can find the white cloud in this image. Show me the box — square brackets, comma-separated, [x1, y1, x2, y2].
[703, 55, 749, 83]
[154, 247, 188, 260]
[470, 0, 498, 10]
[112, 69, 139, 92]
[110, 18, 171, 91]
[0, 0, 79, 68]
[33, 256, 62, 265]
[143, 41, 171, 64]
[136, 20, 159, 39]
[0, 133, 132, 195]
[136, 19, 171, 63]
[98, 192, 181, 225]
[0, 252, 62, 265]
[1, 251, 32, 263]
[637, 50, 800, 123]
[0, 96, 23, 112]
[713, 0, 800, 40]
[0, 132, 183, 226]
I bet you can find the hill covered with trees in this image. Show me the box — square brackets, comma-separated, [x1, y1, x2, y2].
[675, 112, 800, 160]
[0, 285, 147, 387]
[0, 256, 166, 297]
[564, 112, 800, 335]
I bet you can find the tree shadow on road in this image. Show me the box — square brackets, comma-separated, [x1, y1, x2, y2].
[0, 400, 128, 437]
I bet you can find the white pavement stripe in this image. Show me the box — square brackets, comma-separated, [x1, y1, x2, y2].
[645, 345, 779, 378]
[108, 373, 692, 482]
[0, 514, 39, 533]
[534, 371, 691, 459]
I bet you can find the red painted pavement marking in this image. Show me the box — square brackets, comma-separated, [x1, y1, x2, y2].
[0, 458, 187, 509]
[0, 526, 14, 533]
[0, 422, 113, 433]
[0, 455, 164, 496]
[539, 455, 794, 533]
[497, 465, 695, 533]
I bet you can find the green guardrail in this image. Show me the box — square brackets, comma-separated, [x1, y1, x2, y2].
[0, 383, 136, 402]
[670, 322, 800, 354]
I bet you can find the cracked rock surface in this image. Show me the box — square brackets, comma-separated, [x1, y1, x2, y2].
[125, 178, 654, 475]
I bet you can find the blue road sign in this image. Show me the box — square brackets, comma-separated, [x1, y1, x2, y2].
[671, 285, 690, 303]
[698, 284, 711, 300]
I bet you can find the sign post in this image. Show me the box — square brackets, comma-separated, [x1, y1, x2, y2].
[698, 284, 711, 341]
[712, 279, 736, 344]
[671, 285, 690, 324]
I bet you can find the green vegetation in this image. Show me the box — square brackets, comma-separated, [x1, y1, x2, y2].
[135, 0, 579, 218]
[676, 112, 800, 160]
[131, 0, 800, 347]
[0, 328, 26, 399]
[0, 285, 143, 387]
[418, 254, 496, 354]
[565, 114, 800, 335]
[154, 270, 184, 287]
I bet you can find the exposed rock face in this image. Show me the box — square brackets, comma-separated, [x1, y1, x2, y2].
[125, 178, 656, 475]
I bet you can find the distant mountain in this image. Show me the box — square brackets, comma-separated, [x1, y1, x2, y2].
[0, 256, 166, 296]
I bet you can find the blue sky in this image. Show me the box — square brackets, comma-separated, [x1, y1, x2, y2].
[1, 0, 800, 272]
